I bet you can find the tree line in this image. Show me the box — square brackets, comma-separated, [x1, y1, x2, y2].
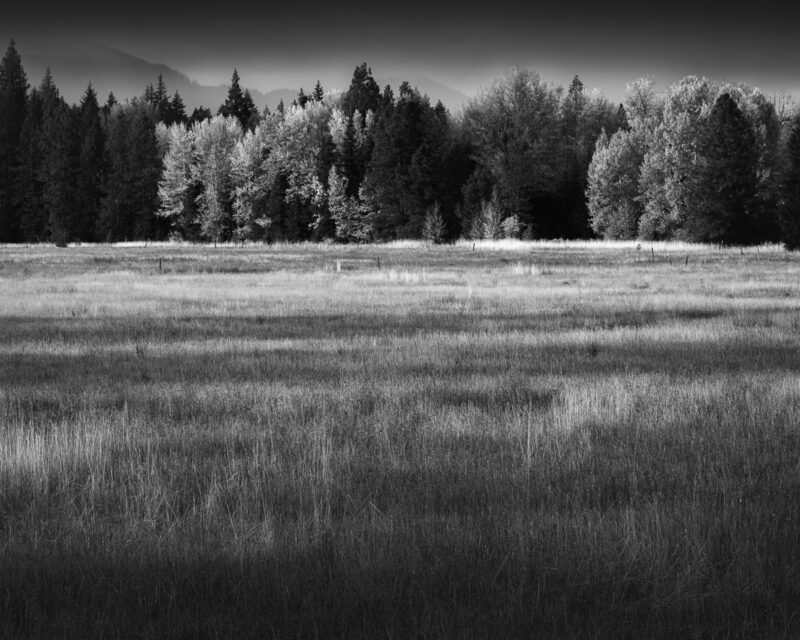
[2, 40, 799, 246]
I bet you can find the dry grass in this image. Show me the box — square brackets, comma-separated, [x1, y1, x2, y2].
[1, 241, 800, 638]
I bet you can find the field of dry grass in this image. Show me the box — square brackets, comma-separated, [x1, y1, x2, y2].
[1, 241, 799, 638]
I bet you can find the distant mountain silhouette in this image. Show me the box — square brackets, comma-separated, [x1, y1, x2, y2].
[15, 42, 471, 113]
[20, 43, 295, 112]
[376, 75, 470, 111]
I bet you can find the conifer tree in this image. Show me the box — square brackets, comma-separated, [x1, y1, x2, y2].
[689, 92, 759, 243]
[242, 90, 259, 130]
[167, 91, 187, 126]
[361, 83, 453, 238]
[18, 88, 46, 241]
[380, 84, 394, 114]
[297, 88, 308, 109]
[104, 92, 117, 115]
[99, 100, 162, 240]
[312, 81, 324, 103]
[219, 69, 257, 130]
[190, 106, 212, 124]
[37, 69, 78, 244]
[0, 40, 28, 241]
[74, 84, 105, 240]
[780, 116, 800, 250]
[149, 74, 170, 122]
[343, 63, 380, 121]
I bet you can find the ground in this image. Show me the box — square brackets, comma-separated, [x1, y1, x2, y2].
[1, 240, 799, 639]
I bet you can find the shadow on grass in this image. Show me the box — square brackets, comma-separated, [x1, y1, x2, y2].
[2, 332, 800, 395]
[1, 527, 796, 640]
[0, 306, 730, 344]
[3, 407, 800, 638]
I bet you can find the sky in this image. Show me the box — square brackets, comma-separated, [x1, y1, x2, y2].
[3, 0, 799, 104]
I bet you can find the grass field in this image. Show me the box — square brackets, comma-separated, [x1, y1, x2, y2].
[1, 240, 800, 639]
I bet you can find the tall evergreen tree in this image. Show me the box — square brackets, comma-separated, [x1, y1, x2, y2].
[0, 40, 29, 241]
[167, 91, 187, 125]
[74, 84, 105, 240]
[361, 83, 454, 238]
[312, 81, 324, 103]
[149, 74, 170, 122]
[689, 92, 759, 244]
[219, 70, 258, 130]
[379, 84, 394, 115]
[37, 69, 78, 244]
[99, 100, 162, 240]
[18, 88, 46, 241]
[103, 92, 117, 115]
[297, 88, 308, 109]
[241, 90, 259, 130]
[780, 115, 800, 250]
[190, 106, 212, 124]
[343, 63, 380, 122]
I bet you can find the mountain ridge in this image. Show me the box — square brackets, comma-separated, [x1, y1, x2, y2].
[15, 42, 470, 113]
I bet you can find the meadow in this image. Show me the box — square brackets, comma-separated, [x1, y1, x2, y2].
[1, 240, 799, 639]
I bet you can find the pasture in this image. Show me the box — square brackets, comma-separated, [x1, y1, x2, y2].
[1, 241, 799, 638]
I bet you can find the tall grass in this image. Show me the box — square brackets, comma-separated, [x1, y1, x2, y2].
[1, 242, 799, 638]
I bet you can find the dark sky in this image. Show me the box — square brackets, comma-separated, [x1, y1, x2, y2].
[3, 0, 798, 103]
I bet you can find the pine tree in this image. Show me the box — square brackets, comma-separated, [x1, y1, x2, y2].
[18, 88, 46, 241]
[166, 91, 187, 126]
[0, 40, 29, 241]
[312, 81, 324, 103]
[130, 103, 163, 239]
[380, 85, 394, 115]
[297, 88, 308, 109]
[74, 84, 105, 240]
[37, 70, 78, 244]
[690, 92, 759, 244]
[242, 90, 259, 130]
[190, 106, 212, 124]
[99, 100, 162, 240]
[150, 74, 170, 122]
[103, 92, 117, 115]
[781, 116, 800, 250]
[361, 83, 452, 238]
[99, 104, 132, 240]
[219, 69, 256, 130]
[343, 63, 380, 121]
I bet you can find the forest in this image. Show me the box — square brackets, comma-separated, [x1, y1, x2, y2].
[1, 40, 800, 247]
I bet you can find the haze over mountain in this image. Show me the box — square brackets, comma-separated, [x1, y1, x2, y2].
[10, 40, 471, 112]
[4, 0, 800, 109]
